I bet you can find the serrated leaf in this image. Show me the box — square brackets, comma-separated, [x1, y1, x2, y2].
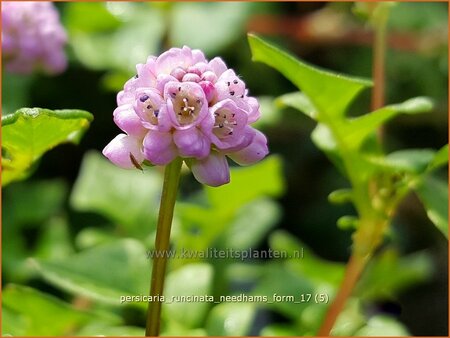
[2, 108, 93, 186]
[248, 34, 372, 120]
[414, 175, 448, 238]
[32, 239, 150, 306]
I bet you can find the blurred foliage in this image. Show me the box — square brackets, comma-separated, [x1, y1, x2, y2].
[2, 108, 93, 186]
[2, 2, 448, 337]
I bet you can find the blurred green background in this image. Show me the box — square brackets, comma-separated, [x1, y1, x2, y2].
[2, 2, 448, 336]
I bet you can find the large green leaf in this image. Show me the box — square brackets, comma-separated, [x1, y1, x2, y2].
[248, 34, 372, 120]
[414, 175, 448, 238]
[32, 239, 150, 305]
[2, 285, 93, 336]
[2, 108, 93, 186]
[70, 151, 162, 236]
[163, 264, 213, 328]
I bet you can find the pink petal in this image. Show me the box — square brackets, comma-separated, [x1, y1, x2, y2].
[215, 69, 246, 101]
[143, 130, 178, 165]
[191, 49, 207, 64]
[228, 129, 268, 166]
[208, 57, 228, 77]
[164, 81, 210, 130]
[133, 88, 164, 130]
[113, 104, 147, 137]
[209, 99, 248, 150]
[245, 96, 261, 123]
[173, 128, 210, 159]
[156, 46, 193, 75]
[189, 152, 230, 187]
[102, 134, 144, 169]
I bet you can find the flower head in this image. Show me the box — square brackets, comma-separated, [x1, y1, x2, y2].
[103, 46, 268, 186]
[2, 2, 67, 75]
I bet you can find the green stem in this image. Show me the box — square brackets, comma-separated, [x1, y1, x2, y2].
[146, 157, 183, 337]
[318, 217, 388, 336]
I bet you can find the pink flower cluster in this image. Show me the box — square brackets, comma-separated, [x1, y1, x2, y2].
[2, 2, 67, 75]
[103, 46, 268, 186]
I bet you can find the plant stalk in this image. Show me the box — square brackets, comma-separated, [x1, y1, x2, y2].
[317, 253, 369, 336]
[371, 5, 389, 142]
[146, 157, 183, 337]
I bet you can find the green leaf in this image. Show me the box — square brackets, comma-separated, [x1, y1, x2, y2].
[206, 303, 255, 336]
[326, 299, 365, 336]
[414, 175, 448, 238]
[2, 285, 92, 336]
[205, 155, 284, 212]
[345, 97, 433, 149]
[427, 144, 448, 172]
[276, 92, 318, 120]
[164, 264, 213, 328]
[367, 149, 437, 174]
[70, 151, 162, 236]
[64, 2, 121, 33]
[221, 198, 281, 250]
[252, 263, 314, 320]
[260, 324, 299, 336]
[248, 34, 372, 120]
[356, 249, 432, 300]
[66, 2, 164, 73]
[34, 217, 74, 261]
[171, 3, 252, 54]
[269, 230, 345, 287]
[3, 179, 69, 282]
[32, 239, 150, 305]
[2, 108, 93, 186]
[76, 323, 144, 336]
[3, 178, 68, 228]
[354, 315, 410, 336]
[311, 124, 345, 174]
